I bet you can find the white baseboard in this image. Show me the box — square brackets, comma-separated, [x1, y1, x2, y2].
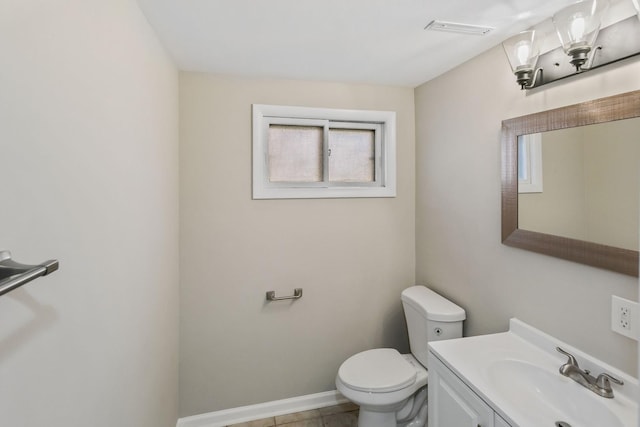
[177, 390, 349, 427]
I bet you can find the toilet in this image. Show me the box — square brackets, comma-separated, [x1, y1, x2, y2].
[335, 285, 465, 427]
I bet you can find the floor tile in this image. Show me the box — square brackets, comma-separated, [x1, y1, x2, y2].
[275, 409, 321, 425]
[227, 416, 276, 427]
[318, 403, 359, 417]
[322, 411, 358, 427]
[277, 418, 323, 427]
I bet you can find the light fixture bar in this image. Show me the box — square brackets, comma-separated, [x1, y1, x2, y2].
[424, 20, 493, 35]
[533, 15, 640, 88]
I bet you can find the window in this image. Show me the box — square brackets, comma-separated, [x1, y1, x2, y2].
[252, 104, 396, 199]
[517, 133, 543, 193]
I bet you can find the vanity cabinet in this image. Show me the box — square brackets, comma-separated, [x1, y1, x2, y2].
[428, 351, 511, 427]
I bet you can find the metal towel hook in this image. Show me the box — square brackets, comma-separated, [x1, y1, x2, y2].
[0, 251, 59, 297]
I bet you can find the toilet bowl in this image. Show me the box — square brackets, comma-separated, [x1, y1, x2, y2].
[336, 349, 428, 427]
[335, 286, 465, 427]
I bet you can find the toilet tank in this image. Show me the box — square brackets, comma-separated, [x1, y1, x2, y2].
[401, 285, 465, 367]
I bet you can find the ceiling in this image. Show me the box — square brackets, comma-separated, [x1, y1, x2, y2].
[136, 0, 579, 87]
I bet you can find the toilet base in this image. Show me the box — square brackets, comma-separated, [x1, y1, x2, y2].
[398, 402, 427, 427]
[358, 409, 398, 427]
[356, 386, 427, 427]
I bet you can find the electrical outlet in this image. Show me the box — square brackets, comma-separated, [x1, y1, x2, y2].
[620, 306, 630, 329]
[611, 295, 638, 340]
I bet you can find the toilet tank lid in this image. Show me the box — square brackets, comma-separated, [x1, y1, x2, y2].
[401, 286, 466, 322]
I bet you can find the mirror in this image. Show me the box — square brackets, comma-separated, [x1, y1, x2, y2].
[501, 90, 640, 276]
[518, 119, 640, 251]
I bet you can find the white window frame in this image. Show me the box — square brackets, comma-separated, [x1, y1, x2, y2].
[252, 104, 396, 199]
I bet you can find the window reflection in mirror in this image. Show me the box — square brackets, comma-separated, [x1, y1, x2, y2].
[517, 118, 640, 251]
[517, 134, 543, 193]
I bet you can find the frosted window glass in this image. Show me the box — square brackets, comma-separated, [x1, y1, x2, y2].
[328, 129, 375, 182]
[268, 125, 323, 182]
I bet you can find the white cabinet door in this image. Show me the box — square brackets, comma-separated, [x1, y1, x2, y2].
[428, 352, 494, 427]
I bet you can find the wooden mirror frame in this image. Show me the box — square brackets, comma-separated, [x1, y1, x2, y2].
[501, 90, 640, 277]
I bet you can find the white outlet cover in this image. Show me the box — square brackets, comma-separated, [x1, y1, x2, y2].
[611, 295, 639, 340]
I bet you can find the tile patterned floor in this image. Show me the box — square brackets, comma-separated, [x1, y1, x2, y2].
[227, 403, 359, 427]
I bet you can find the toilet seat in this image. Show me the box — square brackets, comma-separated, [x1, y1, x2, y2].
[337, 348, 417, 393]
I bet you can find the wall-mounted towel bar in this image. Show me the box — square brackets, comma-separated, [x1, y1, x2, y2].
[266, 288, 303, 301]
[0, 251, 59, 297]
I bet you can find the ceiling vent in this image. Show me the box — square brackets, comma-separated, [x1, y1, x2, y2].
[424, 20, 494, 35]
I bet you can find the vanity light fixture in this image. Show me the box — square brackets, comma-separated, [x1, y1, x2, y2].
[503, 0, 640, 90]
[502, 30, 542, 89]
[552, 0, 610, 71]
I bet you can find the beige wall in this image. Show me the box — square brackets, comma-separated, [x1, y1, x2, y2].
[179, 73, 415, 416]
[415, 46, 639, 376]
[0, 1, 179, 426]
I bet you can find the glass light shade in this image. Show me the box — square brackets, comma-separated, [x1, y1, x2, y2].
[552, 0, 610, 56]
[502, 30, 541, 88]
[502, 30, 540, 73]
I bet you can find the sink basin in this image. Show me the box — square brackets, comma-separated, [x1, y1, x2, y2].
[486, 359, 627, 427]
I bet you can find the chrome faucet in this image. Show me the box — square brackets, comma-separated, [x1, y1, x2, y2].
[556, 347, 623, 398]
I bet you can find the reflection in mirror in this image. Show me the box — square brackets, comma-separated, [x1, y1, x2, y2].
[517, 134, 543, 193]
[501, 90, 640, 277]
[518, 118, 640, 251]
